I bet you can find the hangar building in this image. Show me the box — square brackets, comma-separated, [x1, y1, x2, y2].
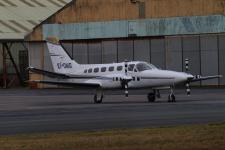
[26, 0, 225, 88]
[0, 0, 72, 88]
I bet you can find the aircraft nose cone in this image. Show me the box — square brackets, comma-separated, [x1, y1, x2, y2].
[177, 72, 194, 83]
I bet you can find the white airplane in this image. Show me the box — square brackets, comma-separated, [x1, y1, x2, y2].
[28, 41, 222, 103]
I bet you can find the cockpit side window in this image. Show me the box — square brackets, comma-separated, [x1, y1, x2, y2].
[128, 64, 135, 71]
[136, 63, 154, 72]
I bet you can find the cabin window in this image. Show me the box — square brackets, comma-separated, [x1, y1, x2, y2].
[109, 66, 114, 72]
[94, 68, 99, 73]
[117, 66, 123, 71]
[101, 67, 107, 72]
[128, 64, 135, 71]
[88, 68, 92, 73]
[84, 69, 87, 73]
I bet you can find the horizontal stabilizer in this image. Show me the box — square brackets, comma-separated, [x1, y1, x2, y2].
[29, 80, 101, 88]
[28, 67, 70, 79]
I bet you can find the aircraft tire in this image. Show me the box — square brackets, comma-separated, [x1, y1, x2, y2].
[94, 94, 103, 103]
[168, 94, 176, 103]
[148, 93, 156, 102]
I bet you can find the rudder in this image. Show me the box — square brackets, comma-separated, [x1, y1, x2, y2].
[46, 42, 79, 74]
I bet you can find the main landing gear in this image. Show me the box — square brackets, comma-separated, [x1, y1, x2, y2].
[94, 88, 103, 103]
[147, 88, 176, 103]
[147, 90, 160, 102]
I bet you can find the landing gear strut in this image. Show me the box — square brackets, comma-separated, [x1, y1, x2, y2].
[94, 88, 103, 103]
[168, 87, 176, 102]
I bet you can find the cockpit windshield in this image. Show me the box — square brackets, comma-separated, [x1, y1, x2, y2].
[136, 62, 157, 72]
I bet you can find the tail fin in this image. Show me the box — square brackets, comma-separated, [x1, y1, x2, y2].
[46, 42, 79, 74]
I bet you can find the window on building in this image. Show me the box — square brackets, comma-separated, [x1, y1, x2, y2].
[84, 69, 87, 73]
[139, 2, 145, 18]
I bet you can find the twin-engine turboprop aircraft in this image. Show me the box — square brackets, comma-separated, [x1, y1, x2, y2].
[28, 41, 222, 103]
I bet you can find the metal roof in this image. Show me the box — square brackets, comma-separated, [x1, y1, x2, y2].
[0, 0, 72, 40]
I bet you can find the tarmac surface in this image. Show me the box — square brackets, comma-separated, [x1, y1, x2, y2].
[0, 88, 225, 135]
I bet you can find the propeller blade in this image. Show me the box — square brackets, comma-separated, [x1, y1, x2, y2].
[125, 84, 128, 97]
[185, 58, 189, 72]
[186, 82, 191, 96]
[124, 60, 128, 76]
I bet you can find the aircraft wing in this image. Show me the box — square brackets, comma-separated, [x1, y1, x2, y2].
[190, 75, 222, 82]
[30, 80, 101, 88]
[28, 67, 70, 79]
[28, 67, 107, 79]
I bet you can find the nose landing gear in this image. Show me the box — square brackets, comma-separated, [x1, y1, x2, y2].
[168, 87, 176, 102]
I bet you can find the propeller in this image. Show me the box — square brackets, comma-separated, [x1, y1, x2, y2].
[185, 58, 191, 96]
[119, 60, 132, 97]
[124, 60, 129, 97]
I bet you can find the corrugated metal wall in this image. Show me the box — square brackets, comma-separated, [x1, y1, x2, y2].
[27, 0, 225, 41]
[42, 15, 225, 40]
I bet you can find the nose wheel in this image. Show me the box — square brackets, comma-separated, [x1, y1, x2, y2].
[94, 94, 103, 103]
[168, 94, 176, 102]
[168, 87, 176, 102]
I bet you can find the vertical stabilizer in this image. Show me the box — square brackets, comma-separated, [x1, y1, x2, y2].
[46, 42, 79, 74]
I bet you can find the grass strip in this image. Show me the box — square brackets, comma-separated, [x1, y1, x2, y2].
[1, 123, 225, 150]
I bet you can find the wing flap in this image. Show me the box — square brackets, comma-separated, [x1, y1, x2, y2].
[28, 67, 112, 80]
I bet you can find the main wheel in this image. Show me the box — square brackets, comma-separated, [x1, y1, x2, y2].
[94, 94, 103, 103]
[168, 94, 176, 102]
[148, 93, 156, 102]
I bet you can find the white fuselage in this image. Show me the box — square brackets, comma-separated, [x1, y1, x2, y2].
[64, 61, 193, 89]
